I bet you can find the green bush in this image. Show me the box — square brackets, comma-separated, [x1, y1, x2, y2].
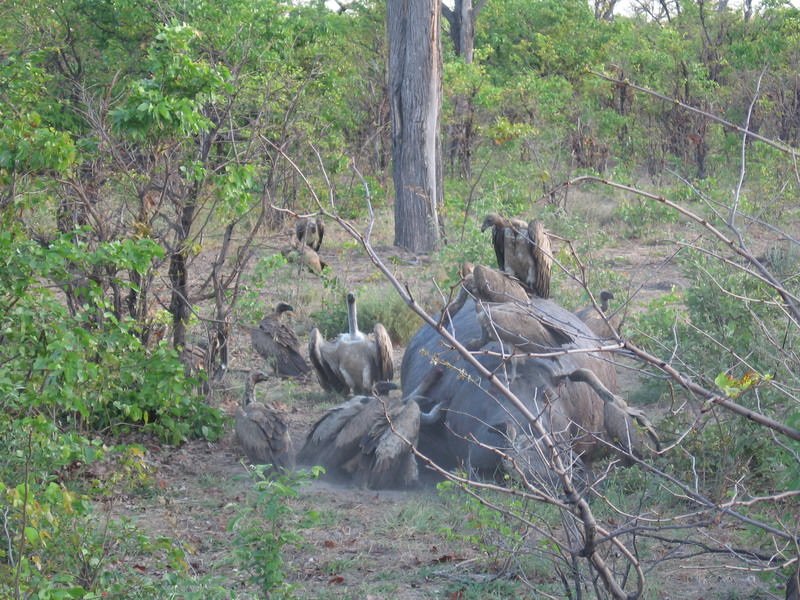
[228, 466, 321, 599]
[629, 252, 800, 494]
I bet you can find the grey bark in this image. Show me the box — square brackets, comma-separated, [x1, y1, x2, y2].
[388, 0, 443, 253]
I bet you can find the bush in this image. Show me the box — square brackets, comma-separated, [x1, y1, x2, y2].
[228, 466, 321, 598]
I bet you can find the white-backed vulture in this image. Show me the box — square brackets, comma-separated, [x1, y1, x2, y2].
[443, 263, 530, 319]
[308, 292, 394, 395]
[295, 216, 324, 251]
[297, 368, 443, 488]
[468, 300, 577, 353]
[235, 370, 294, 471]
[250, 302, 311, 378]
[561, 368, 659, 464]
[574, 291, 621, 339]
[480, 214, 552, 298]
[281, 236, 327, 275]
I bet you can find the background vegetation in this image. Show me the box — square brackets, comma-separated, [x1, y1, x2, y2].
[1, 0, 798, 598]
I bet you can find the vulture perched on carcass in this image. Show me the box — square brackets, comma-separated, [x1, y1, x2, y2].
[235, 370, 294, 471]
[480, 213, 553, 299]
[297, 370, 443, 489]
[574, 291, 621, 339]
[308, 292, 394, 395]
[295, 216, 324, 251]
[250, 302, 310, 378]
[468, 300, 577, 353]
[561, 368, 659, 464]
[443, 263, 530, 320]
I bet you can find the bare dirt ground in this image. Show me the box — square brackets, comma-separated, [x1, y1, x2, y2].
[109, 203, 791, 599]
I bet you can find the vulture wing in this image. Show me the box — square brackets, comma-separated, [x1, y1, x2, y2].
[309, 328, 350, 394]
[354, 398, 421, 489]
[372, 322, 395, 383]
[528, 219, 552, 299]
[313, 217, 324, 251]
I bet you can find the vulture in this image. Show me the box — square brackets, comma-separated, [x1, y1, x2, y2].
[443, 263, 530, 320]
[250, 302, 310, 378]
[281, 236, 327, 275]
[562, 368, 660, 464]
[297, 368, 443, 489]
[574, 291, 621, 339]
[480, 214, 553, 298]
[180, 342, 208, 377]
[235, 370, 295, 471]
[295, 216, 324, 251]
[468, 300, 578, 354]
[308, 292, 394, 395]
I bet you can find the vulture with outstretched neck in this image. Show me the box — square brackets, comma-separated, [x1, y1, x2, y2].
[308, 292, 394, 395]
[250, 302, 310, 378]
[235, 370, 294, 471]
[480, 214, 552, 298]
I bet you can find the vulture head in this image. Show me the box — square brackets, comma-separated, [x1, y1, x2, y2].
[574, 290, 621, 339]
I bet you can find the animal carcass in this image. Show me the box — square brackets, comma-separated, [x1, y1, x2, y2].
[402, 297, 657, 486]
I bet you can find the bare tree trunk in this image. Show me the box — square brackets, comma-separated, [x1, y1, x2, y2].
[388, 0, 443, 253]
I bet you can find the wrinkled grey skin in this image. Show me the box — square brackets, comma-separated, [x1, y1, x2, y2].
[402, 298, 619, 483]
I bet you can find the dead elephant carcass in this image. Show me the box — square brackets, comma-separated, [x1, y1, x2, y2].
[401, 298, 657, 486]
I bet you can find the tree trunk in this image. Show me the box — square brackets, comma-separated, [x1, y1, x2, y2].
[388, 0, 443, 253]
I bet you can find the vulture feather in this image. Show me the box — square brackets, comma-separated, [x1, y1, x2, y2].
[308, 292, 394, 395]
[282, 236, 327, 275]
[469, 300, 577, 353]
[443, 264, 530, 319]
[564, 368, 660, 464]
[250, 302, 310, 378]
[235, 371, 294, 471]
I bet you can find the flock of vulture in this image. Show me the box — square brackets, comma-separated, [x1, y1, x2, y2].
[237, 214, 659, 491]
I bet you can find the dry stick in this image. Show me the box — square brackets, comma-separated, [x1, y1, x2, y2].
[624, 338, 800, 443]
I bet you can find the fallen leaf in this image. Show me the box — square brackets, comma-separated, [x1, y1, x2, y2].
[323, 540, 336, 549]
[328, 575, 345, 585]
